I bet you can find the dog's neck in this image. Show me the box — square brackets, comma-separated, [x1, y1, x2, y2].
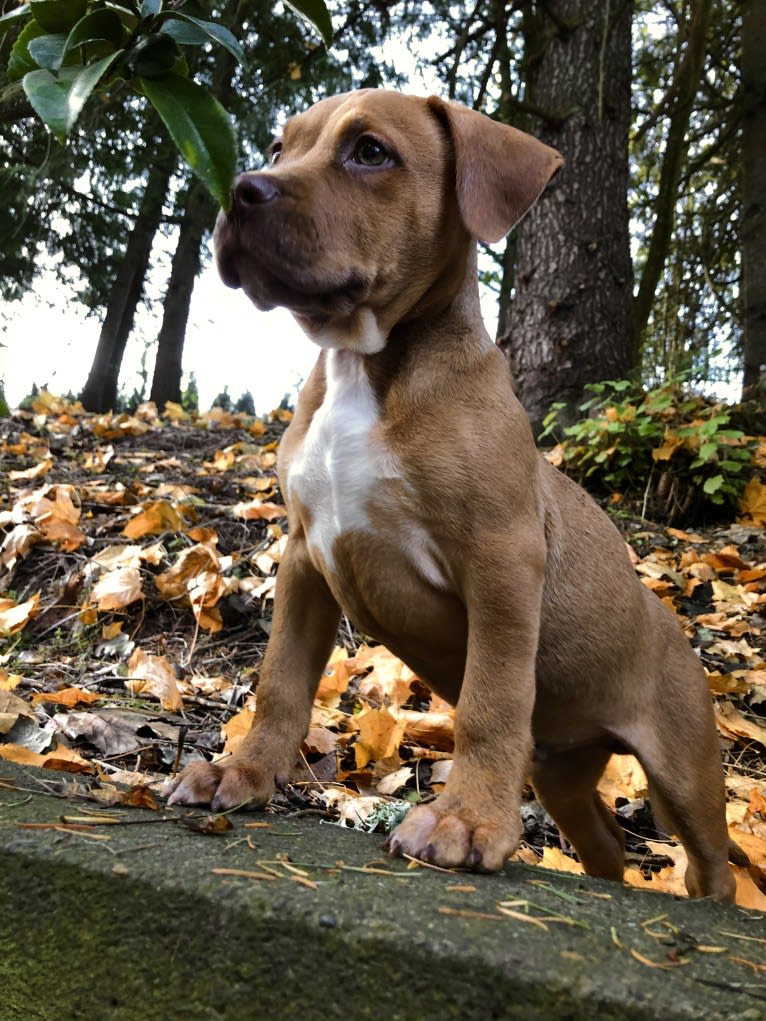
[295, 241, 488, 370]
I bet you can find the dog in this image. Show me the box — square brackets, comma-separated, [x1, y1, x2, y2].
[167, 89, 738, 901]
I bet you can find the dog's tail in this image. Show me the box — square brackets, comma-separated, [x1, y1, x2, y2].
[729, 837, 766, 892]
[729, 837, 750, 867]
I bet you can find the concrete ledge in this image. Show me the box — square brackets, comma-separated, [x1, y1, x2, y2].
[0, 760, 764, 1021]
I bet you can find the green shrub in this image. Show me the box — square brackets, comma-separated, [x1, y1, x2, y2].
[540, 379, 755, 522]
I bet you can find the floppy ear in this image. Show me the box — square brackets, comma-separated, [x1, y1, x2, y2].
[429, 97, 564, 244]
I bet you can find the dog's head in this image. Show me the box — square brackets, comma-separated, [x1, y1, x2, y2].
[215, 90, 562, 353]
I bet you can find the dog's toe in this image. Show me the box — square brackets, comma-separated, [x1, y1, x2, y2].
[165, 760, 274, 811]
[387, 802, 514, 872]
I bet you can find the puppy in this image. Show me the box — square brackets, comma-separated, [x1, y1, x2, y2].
[167, 90, 737, 900]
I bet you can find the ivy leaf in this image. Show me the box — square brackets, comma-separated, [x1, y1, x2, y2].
[283, 0, 334, 47]
[22, 51, 123, 140]
[140, 73, 236, 210]
[703, 475, 725, 496]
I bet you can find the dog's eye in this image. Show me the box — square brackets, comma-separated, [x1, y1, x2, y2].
[269, 143, 282, 165]
[352, 138, 389, 167]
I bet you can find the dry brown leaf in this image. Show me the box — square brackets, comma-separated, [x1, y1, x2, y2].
[122, 500, 184, 539]
[0, 741, 93, 772]
[0, 592, 39, 635]
[733, 870, 766, 910]
[8, 458, 54, 481]
[126, 649, 183, 711]
[222, 697, 257, 754]
[739, 478, 766, 525]
[540, 846, 584, 875]
[353, 706, 407, 768]
[0, 689, 36, 733]
[399, 708, 455, 751]
[597, 754, 648, 804]
[303, 724, 339, 756]
[715, 702, 766, 750]
[316, 647, 351, 707]
[91, 544, 143, 570]
[0, 522, 42, 569]
[353, 645, 418, 705]
[29, 686, 101, 709]
[230, 499, 286, 521]
[0, 670, 22, 691]
[92, 566, 144, 610]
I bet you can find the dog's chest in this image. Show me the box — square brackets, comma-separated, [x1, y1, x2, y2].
[286, 350, 398, 569]
[286, 351, 446, 591]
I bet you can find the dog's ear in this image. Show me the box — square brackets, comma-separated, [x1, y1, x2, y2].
[429, 97, 564, 244]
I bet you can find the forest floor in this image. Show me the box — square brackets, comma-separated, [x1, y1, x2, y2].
[1, 392, 766, 911]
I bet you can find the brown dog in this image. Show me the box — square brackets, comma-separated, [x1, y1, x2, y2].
[167, 90, 737, 900]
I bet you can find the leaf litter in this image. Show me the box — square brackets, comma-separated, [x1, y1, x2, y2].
[1, 390, 766, 919]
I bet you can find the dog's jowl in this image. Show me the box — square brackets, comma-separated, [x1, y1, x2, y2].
[167, 90, 741, 901]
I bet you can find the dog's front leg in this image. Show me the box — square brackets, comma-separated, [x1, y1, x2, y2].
[166, 535, 341, 812]
[388, 540, 545, 872]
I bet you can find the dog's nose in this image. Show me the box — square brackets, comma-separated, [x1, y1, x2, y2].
[233, 173, 280, 209]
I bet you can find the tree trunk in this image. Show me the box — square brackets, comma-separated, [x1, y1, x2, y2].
[632, 0, 713, 351]
[80, 152, 174, 412]
[742, 0, 766, 398]
[149, 179, 217, 409]
[500, 0, 634, 432]
[149, 9, 242, 411]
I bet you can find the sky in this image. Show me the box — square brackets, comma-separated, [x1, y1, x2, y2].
[1, 236, 328, 415]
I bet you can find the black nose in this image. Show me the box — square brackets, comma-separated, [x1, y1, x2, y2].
[233, 172, 280, 209]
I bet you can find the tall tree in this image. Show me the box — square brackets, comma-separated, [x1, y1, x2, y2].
[632, 0, 713, 349]
[500, 0, 634, 430]
[150, 178, 216, 408]
[742, 0, 766, 397]
[80, 142, 176, 412]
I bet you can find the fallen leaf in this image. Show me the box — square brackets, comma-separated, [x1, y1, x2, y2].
[0, 690, 36, 733]
[353, 706, 407, 768]
[126, 649, 183, 712]
[739, 478, 766, 525]
[29, 687, 101, 709]
[122, 500, 184, 538]
[221, 697, 257, 754]
[230, 499, 286, 521]
[715, 702, 766, 750]
[540, 847, 584, 875]
[92, 566, 144, 610]
[0, 593, 40, 635]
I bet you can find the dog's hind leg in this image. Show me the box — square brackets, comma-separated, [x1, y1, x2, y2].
[629, 636, 736, 901]
[531, 745, 625, 881]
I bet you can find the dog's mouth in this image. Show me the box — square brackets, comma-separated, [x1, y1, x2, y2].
[214, 213, 371, 323]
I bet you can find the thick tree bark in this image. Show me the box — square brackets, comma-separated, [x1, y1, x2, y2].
[742, 0, 766, 398]
[149, 180, 217, 409]
[633, 0, 713, 351]
[80, 152, 174, 412]
[500, 0, 634, 432]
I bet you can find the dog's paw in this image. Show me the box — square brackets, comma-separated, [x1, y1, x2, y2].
[165, 759, 276, 813]
[385, 802, 518, 873]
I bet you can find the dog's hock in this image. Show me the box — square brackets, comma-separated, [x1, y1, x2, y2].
[430, 97, 564, 244]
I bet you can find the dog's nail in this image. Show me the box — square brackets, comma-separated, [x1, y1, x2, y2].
[467, 847, 484, 869]
[422, 843, 436, 864]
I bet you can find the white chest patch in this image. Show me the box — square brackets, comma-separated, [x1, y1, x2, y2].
[287, 349, 399, 569]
